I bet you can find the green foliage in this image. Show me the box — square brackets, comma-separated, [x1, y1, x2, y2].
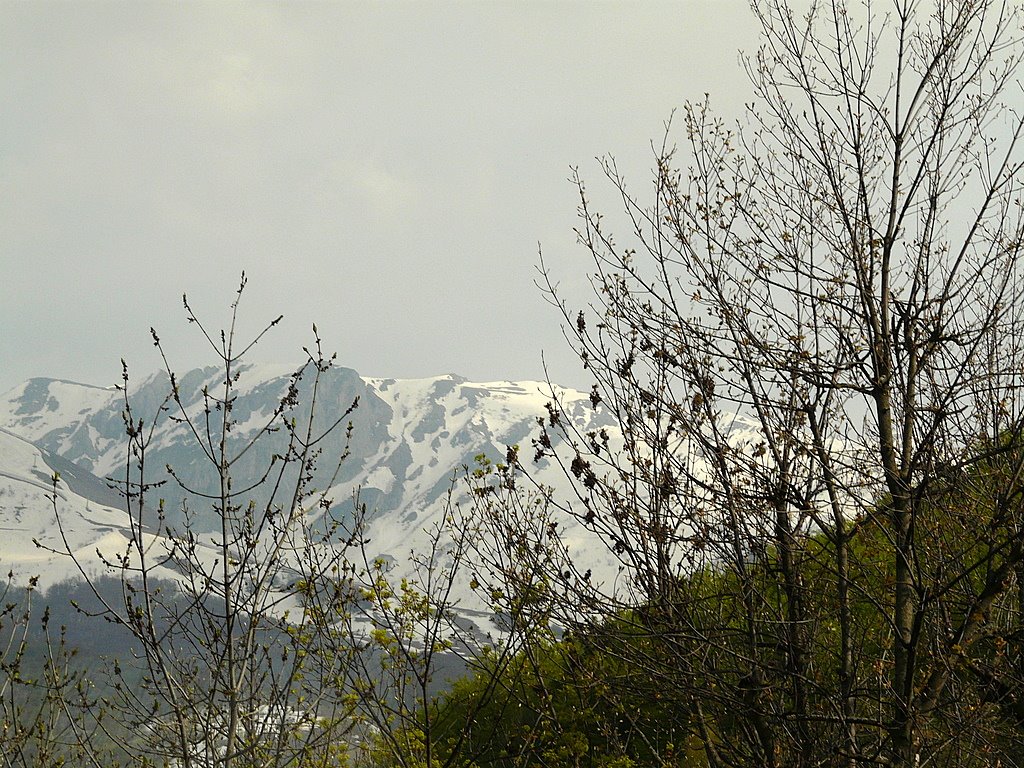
[412, 434, 1024, 768]
[394, 629, 705, 768]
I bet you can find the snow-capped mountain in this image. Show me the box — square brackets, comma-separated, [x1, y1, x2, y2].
[0, 426, 191, 586]
[0, 365, 621, 604]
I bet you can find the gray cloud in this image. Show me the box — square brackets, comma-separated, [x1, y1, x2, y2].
[2, 1, 759, 393]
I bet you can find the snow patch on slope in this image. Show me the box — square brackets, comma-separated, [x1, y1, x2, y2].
[0, 427, 183, 587]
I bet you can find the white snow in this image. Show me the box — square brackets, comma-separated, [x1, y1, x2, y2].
[0, 369, 644, 616]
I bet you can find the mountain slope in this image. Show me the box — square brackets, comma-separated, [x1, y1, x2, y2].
[0, 426, 183, 586]
[0, 366, 625, 605]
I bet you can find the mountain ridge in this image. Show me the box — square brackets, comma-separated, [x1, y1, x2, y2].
[0, 365, 623, 608]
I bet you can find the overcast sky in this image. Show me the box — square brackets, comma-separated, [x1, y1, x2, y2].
[2, 1, 761, 394]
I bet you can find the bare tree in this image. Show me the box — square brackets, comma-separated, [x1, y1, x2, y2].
[30, 275, 544, 768]
[0, 574, 111, 768]
[334, 473, 558, 768]
[43, 275, 364, 768]
[496, 2, 1024, 766]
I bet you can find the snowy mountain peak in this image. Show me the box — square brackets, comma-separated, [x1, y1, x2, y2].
[0, 366, 618, 598]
